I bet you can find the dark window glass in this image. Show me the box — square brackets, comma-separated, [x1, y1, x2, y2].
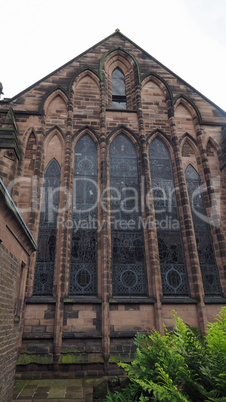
[112, 68, 127, 109]
[69, 135, 97, 295]
[149, 138, 188, 295]
[110, 134, 146, 295]
[33, 159, 61, 295]
[185, 165, 221, 295]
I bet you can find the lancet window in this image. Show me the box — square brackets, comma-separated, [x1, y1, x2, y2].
[112, 68, 127, 109]
[149, 138, 188, 295]
[185, 165, 221, 295]
[110, 134, 146, 295]
[69, 135, 97, 295]
[33, 159, 61, 295]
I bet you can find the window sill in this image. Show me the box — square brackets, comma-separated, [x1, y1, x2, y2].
[22, 333, 54, 339]
[109, 297, 155, 304]
[204, 296, 226, 304]
[110, 330, 146, 338]
[64, 297, 102, 304]
[25, 296, 56, 304]
[62, 332, 102, 339]
[106, 108, 137, 113]
[161, 297, 198, 304]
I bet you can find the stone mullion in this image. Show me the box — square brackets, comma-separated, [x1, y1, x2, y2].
[136, 85, 163, 333]
[194, 121, 226, 296]
[53, 99, 73, 360]
[26, 117, 46, 297]
[100, 81, 111, 366]
[169, 115, 207, 331]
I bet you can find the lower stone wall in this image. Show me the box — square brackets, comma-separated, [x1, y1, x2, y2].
[0, 243, 20, 402]
[15, 300, 226, 379]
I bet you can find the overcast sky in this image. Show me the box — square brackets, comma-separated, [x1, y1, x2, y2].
[1, 0, 226, 111]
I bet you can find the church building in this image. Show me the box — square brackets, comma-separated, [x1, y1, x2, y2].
[0, 30, 226, 380]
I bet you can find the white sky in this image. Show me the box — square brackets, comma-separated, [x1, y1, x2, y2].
[1, 0, 226, 112]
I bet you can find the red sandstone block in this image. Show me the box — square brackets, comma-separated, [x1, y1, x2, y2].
[23, 326, 32, 332]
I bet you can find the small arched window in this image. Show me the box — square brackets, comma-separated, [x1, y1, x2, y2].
[112, 68, 126, 109]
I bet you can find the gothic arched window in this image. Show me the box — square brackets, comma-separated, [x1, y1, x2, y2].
[112, 68, 126, 109]
[110, 134, 146, 295]
[149, 138, 188, 295]
[69, 135, 97, 295]
[33, 159, 61, 295]
[185, 165, 221, 295]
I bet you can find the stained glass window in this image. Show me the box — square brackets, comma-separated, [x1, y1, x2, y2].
[33, 159, 61, 295]
[149, 138, 188, 295]
[110, 134, 146, 295]
[112, 68, 127, 109]
[185, 165, 221, 295]
[69, 135, 97, 295]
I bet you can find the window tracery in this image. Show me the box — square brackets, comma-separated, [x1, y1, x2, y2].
[149, 138, 188, 295]
[110, 134, 146, 295]
[69, 135, 97, 295]
[33, 159, 61, 295]
[185, 165, 221, 295]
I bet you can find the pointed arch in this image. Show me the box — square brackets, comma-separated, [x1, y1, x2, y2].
[33, 158, 61, 295]
[107, 126, 139, 149]
[142, 76, 170, 131]
[72, 127, 99, 154]
[206, 137, 219, 156]
[25, 129, 37, 147]
[23, 127, 37, 148]
[174, 98, 198, 139]
[24, 130, 37, 172]
[174, 95, 202, 123]
[45, 158, 61, 176]
[181, 135, 198, 158]
[72, 71, 101, 129]
[74, 134, 97, 161]
[109, 132, 147, 295]
[100, 47, 140, 83]
[185, 164, 199, 180]
[41, 86, 68, 114]
[44, 127, 65, 168]
[70, 69, 100, 94]
[147, 129, 173, 146]
[142, 73, 172, 104]
[17, 129, 38, 223]
[180, 132, 198, 147]
[110, 133, 137, 159]
[185, 164, 221, 295]
[45, 125, 65, 140]
[101, 48, 139, 110]
[148, 132, 176, 168]
[149, 136, 171, 159]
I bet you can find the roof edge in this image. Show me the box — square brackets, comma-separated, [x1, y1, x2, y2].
[1, 30, 122, 103]
[1, 29, 225, 115]
[0, 178, 37, 251]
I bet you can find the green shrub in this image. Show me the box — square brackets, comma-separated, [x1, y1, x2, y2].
[104, 307, 226, 402]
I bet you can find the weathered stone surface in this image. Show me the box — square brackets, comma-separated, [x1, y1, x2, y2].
[0, 31, 226, 380]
